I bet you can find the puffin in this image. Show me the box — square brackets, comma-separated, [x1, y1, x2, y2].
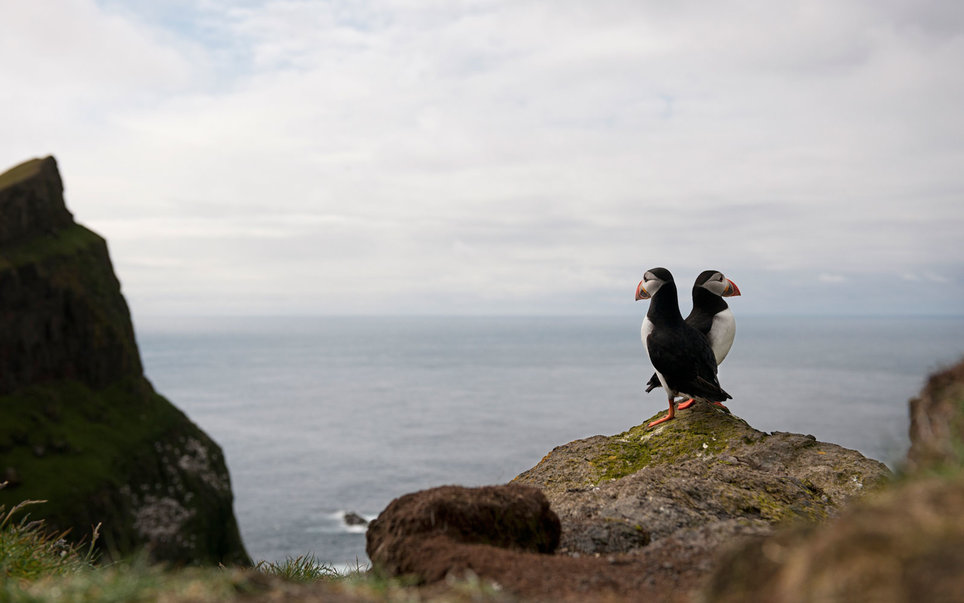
[635, 267, 732, 427]
[645, 270, 740, 410]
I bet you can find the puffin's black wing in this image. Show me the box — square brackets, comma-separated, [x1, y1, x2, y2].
[645, 325, 698, 389]
[685, 372, 732, 402]
[647, 324, 730, 402]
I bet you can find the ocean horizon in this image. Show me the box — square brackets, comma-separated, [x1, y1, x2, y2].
[135, 314, 964, 566]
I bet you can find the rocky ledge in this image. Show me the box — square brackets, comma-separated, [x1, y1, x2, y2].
[367, 401, 891, 602]
[514, 401, 888, 558]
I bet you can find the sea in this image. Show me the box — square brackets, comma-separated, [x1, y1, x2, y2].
[134, 315, 964, 567]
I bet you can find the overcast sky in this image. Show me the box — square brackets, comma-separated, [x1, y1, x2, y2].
[2, 0, 962, 316]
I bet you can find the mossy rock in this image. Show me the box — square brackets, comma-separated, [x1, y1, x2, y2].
[0, 377, 249, 565]
[514, 401, 890, 555]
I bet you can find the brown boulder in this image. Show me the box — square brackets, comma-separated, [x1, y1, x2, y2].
[365, 484, 713, 601]
[366, 483, 560, 579]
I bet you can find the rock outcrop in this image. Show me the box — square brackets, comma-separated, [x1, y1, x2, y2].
[514, 402, 888, 558]
[0, 156, 250, 565]
[366, 401, 890, 601]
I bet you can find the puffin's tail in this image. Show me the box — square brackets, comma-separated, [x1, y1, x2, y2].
[645, 373, 661, 392]
[688, 376, 732, 402]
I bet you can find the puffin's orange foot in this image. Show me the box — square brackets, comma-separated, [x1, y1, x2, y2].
[677, 398, 696, 410]
[711, 402, 729, 410]
[648, 403, 676, 428]
[647, 414, 674, 428]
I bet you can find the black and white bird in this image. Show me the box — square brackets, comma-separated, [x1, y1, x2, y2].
[635, 267, 732, 427]
[645, 270, 740, 410]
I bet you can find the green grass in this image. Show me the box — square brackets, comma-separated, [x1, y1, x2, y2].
[0, 158, 43, 192]
[254, 553, 340, 582]
[0, 379, 190, 536]
[0, 500, 365, 602]
[0, 499, 99, 584]
[0, 223, 105, 271]
[0, 500, 466, 602]
[3, 559, 251, 603]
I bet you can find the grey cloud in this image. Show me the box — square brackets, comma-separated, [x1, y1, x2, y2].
[3, 0, 962, 315]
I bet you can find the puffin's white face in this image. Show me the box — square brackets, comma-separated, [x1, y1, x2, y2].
[701, 272, 741, 297]
[635, 270, 667, 300]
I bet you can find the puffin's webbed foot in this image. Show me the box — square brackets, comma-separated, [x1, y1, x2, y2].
[647, 414, 674, 428]
[680, 399, 729, 411]
[647, 403, 676, 428]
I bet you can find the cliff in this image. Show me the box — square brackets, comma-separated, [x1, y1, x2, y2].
[0, 156, 250, 565]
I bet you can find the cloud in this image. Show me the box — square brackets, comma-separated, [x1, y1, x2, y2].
[2, 0, 963, 315]
[818, 273, 848, 284]
[923, 271, 950, 284]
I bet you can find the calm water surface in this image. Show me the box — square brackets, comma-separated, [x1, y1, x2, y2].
[135, 315, 964, 565]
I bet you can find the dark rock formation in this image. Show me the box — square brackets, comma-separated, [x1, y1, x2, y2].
[0, 156, 74, 246]
[703, 357, 964, 603]
[0, 156, 250, 566]
[0, 157, 141, 393]
[344, 512, 368, 527]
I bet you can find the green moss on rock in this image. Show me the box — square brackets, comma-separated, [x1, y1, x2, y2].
[0, 157, 42, 191]
[593, 408, 752, 482]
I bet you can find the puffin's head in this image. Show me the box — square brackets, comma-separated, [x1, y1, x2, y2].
[636, 267, 674, 300]
[695, 270, 741, 297]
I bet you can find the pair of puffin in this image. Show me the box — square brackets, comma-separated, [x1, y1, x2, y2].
[635, 268, 741, 427]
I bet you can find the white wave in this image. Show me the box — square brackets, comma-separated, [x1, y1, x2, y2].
[305, 510, 377, 534]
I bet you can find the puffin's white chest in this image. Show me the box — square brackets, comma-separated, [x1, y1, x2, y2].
[640, 316, 671, 392]
[640, 316, 654, 356]
[707, 308, 736, 365]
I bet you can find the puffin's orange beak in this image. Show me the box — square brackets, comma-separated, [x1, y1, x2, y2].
[723, 279, 741, 297]
[635, 280, 650, 301]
